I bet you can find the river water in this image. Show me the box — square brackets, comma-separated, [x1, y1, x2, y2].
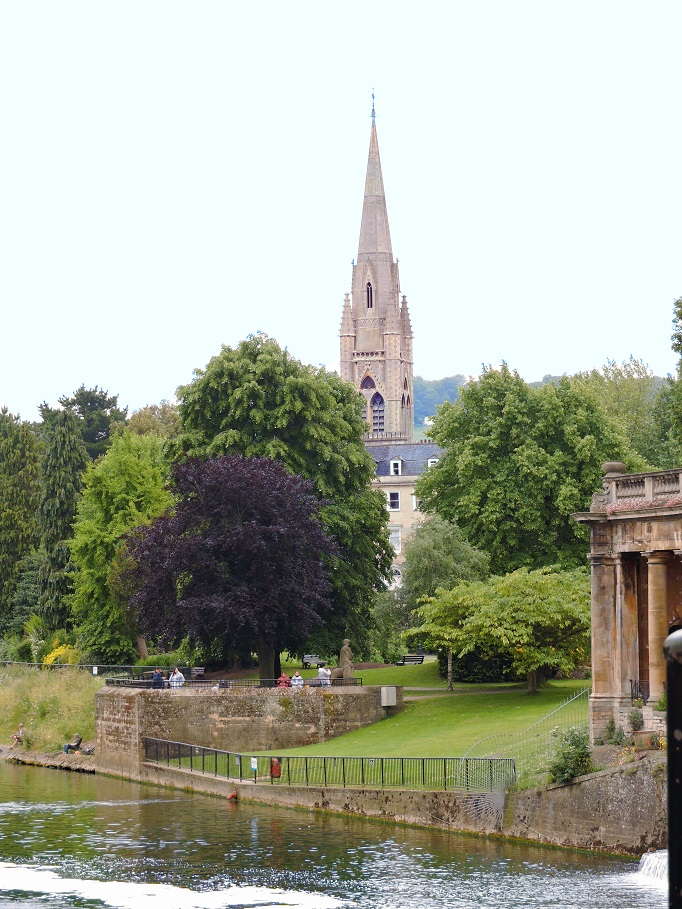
[0, 762, 665, 909]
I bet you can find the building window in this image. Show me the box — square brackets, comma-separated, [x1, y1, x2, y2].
[391, 566, 402, 589]
[390, 459, 401, 476]
[387, 491, 400, 510]
[412, 495, 421, 511]
[388, 526, 402, 553]
[366, 282, 373, 309]
[371, 392, 384, 431]
[427, 457, 440, 468]
[361, 375, 376, 390]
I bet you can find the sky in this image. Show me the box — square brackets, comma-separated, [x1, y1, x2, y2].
[2, 2, 681, 421]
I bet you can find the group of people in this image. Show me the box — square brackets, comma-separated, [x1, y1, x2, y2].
[276, 670, 304, 688]
[151, 667, 185, 689]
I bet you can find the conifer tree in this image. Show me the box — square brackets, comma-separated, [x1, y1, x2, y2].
[36, 409, 89, 629]
[0, 409, 41, 631]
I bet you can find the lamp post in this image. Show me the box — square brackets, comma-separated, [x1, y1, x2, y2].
[664, 628, 682, 909]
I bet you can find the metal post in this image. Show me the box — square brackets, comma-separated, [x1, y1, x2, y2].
[664, 629, 682, 909]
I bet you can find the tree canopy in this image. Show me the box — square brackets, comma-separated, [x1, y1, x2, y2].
[169, 334, 392, 656]
[410, 565, 591, 693]
[53, 385, 128, 460]
[124, 455, 336, 680]
[70, 432, 174, 663]
[399, 515, 489, 613]
[36, 409, 89, 629]
[0, 410, 40, 631]
[416, 364, 643, 574]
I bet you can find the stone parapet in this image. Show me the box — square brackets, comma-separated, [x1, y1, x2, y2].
[95, 685, 402, 778]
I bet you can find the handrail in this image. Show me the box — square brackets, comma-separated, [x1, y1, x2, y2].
[143, 736, 516, 792]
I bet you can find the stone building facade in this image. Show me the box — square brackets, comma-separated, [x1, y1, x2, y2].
[574, 462, 682, 739]
[340, 107, 440, 573]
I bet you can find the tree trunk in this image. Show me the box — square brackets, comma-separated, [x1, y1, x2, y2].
[136, 636, 149, 660]
[527, 669, 538, 694]
[447, 649, 453, 691]
[273, 650, 281, 679]
[257, 636, 276, 685]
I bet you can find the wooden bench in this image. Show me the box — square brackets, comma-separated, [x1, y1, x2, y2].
[302, 654, 325, 669]
[190, 667, 205, 680]
[396, 654, 424, 665]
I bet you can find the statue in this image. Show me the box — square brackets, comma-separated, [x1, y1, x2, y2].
[339, 638, 354, 680]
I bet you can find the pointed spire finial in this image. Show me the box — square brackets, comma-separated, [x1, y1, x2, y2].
[371, 89, 375, 126]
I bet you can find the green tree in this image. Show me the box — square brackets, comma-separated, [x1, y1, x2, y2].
[170, 334, 393, 658]
[416, 365, 642, 574]
[54, 385, 128, 460]
[127, 400, 180, 438]
[570, 357, 663, 466]
[9, 548, 43, 636]
[400, 515, 489, 613]
[36, 409, 89, 629]
[652, 297, 682, 468]
[70, 432, 174, 663]
[411, 565, 591, 694]
[0, 410, 41, 631]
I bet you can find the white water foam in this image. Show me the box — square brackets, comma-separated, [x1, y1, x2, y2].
[0, 862, 345, 909]
[637, 850, 667, 889]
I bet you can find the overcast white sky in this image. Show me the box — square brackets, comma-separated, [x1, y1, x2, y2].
[2, 2, 681, 421]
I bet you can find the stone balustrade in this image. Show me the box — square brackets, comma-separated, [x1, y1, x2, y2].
[589, 462, 682, 514]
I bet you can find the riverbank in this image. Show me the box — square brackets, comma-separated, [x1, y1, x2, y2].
[0, 747, 95, 773]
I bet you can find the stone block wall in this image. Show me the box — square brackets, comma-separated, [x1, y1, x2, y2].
[95, 685, 402, 778]
[505, 755, 667, 853]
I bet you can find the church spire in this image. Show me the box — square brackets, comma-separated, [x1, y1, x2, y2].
[339, 104, 414, 442]
[357, 104, 393, 264]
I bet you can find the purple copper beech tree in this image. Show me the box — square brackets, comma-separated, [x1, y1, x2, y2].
[124, 455, 336, 680]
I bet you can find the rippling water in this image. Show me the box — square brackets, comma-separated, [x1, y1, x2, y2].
[0, 762, 665, 908]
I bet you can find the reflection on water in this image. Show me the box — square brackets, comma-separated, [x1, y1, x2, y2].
[0, 762, 665, 909]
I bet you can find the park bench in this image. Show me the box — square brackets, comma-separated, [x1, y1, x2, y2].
[190, 667, 205, 680]
[396, 654, 424, 665]
[302, 654, 325, 669]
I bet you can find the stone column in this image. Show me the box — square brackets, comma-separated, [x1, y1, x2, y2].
[588, 553, 617, 739]
[644, 551, 669, 702]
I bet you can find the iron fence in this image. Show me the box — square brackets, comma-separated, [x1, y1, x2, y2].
[630, 679, 650, 705]
[143, 737, 515, 792]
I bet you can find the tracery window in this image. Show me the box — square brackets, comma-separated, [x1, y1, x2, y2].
[366, 282, 373, 309]
[361, 375, 376, 390]
[371, 392, 384, 431]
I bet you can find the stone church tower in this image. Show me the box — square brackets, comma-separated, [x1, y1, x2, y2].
[339, 105, 414, 441]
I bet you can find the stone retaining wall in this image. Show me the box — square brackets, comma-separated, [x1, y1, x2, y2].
[95, 685, 402, 777]
[135, 754, 667, 856]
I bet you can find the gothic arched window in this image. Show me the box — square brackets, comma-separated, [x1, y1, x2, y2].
[366, 282, 373, 309]
[361, 375, 376, 390]
[371, 392, 384, 431]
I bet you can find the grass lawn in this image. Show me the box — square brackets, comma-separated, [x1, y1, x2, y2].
[262, 679, 588, 758]
[280, 655, 519, 689]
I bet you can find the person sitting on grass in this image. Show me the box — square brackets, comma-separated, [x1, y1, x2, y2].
[10, 723, 25, 748]
[63, 733, 82, 754]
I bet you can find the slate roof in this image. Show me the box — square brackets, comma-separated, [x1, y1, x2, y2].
[364, 440, 442, 477]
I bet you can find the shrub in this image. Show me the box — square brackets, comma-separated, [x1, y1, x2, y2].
[548, 727, 593, 783]
[604, 718, 626, 744]
[628, 708, 644, 732]
[43, 645, 81, 666]
[656, 691, 667, 712]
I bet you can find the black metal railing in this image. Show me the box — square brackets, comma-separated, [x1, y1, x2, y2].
[106, 677, 363, 689]
[630, 679, 650, 705]
[143, 737, 516, 792]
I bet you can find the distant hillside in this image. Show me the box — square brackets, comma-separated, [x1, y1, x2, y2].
[413, 375, 467, 427]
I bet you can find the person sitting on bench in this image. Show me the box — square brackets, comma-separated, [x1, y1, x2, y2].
[63, 733, 82, 754]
